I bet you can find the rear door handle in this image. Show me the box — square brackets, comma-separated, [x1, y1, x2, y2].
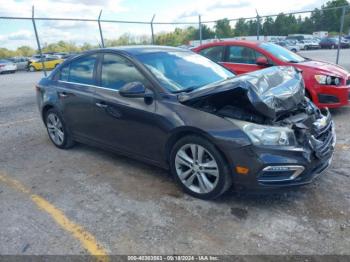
[95, 102, 108, 108]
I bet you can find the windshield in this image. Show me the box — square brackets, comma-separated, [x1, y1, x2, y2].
[259, 42, 306, 63]
[137, 51, 234, 93]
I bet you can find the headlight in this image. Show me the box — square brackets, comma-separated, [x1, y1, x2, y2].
[232, 119, 296, 146]
[314, 75, 342, 86]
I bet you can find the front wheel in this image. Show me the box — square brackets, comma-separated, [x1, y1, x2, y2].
[170, 135, 232, 200]
[45, 109, 75, 149]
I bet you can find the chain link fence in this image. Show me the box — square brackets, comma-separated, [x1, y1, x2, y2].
[0, 4, 349, 76]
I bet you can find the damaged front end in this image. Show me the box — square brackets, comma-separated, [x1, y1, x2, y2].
[180, 66, 335, 186]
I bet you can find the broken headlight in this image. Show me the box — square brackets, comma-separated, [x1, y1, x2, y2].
[232, 119, 297, 146]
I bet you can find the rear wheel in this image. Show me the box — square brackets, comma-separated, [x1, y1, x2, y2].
[45, 109, 74, 149]
[170, 135, 232, 200]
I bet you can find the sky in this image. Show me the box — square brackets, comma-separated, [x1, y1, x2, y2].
[0, 0, 328, 50]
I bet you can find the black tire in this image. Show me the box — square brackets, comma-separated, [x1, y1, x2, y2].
[170, 135, 232, 200]
[291, 49, 297, 53]
[44, 108, 75, 149]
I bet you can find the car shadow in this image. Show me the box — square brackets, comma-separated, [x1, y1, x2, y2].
[69, 142, 312, 206]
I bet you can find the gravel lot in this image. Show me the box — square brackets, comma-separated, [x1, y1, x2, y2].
[0, 49, 350, 257]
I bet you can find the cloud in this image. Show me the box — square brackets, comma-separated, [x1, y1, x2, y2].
[7, 30, 33, 41]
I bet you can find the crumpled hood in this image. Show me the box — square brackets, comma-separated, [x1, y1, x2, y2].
[179, 66, 305, 119]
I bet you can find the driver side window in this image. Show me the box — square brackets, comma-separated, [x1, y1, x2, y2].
[226, 46, 267, 64]
[101, 54, 149, 91]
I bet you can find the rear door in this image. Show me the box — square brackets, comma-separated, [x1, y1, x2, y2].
[222, 45, 268, 75]
[55, 54, 98, 139]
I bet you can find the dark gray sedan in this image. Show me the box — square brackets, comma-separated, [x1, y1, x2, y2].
[36, 46, 335, 199]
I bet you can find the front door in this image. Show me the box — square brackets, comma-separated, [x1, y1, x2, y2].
[222, 45, 268, 75]
[91, 53, 161, 160]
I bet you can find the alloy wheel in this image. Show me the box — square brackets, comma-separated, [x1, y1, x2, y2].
[175, 143, 219, 194]
[46, 113, 65, 146]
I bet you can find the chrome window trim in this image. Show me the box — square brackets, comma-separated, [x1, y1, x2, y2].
[58, 80, 119, 92]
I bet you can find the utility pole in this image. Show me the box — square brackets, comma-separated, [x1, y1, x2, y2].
[150, 14, 155, 44]
[31, 6, 47, 76]
[98, 10, 105, 48]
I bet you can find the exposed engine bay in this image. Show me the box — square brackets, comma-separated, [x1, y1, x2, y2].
[180, 66, 335, 160]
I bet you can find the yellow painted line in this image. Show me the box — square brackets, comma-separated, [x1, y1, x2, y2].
[0, 172, 109, 261]
[0, 118, 37, 127]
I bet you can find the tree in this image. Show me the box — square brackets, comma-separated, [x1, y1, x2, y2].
[234, 18, 249, 36]
[17, 46, 35, 57]
[215, 18, 233, 38]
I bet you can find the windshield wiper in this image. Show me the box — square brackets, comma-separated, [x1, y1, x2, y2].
[287, 60, 300, 63]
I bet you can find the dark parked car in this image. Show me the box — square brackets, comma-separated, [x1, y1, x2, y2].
[36, 46, 335, 199]
[319, 37, 350, 49]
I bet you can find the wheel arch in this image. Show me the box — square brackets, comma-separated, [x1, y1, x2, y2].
[41, 103, 55, 121]
[165, 127, 231, 167]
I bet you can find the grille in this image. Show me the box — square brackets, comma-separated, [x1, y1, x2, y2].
[313, 122, 334, 159]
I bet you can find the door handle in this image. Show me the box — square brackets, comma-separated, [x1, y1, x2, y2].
[58, 91, 71, 98]
[95, 102, 108, 108]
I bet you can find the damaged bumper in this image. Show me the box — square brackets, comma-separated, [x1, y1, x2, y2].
[226, 110, 336, 191]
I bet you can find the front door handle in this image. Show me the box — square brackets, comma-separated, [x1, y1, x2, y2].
[58, 91, 72, 98]
[95, 102, 108, 108]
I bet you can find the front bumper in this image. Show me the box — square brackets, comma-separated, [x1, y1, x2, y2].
[227, 120, 336, 191]
[312, 84, 349, 108]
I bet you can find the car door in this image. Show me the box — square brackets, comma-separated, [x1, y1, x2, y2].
[91, 52, 160, 160]
[222, 45, 268, 75]
[54, 54, 98, 139]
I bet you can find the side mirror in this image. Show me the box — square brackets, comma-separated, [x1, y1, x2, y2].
[256, 56, 269, 66]
[119, 82, 146, 98]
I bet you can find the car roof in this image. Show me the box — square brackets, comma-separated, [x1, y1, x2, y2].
[105, 45, 189, 55]
[193, 40, 262, 50]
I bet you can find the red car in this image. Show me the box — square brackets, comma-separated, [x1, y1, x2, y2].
[193, 41, 350, 108]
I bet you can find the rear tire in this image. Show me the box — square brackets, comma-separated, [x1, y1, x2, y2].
[170, 135, 232, 200]
[44, 108, 75, 149]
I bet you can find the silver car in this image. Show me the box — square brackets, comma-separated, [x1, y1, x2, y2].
[0, 59, 17, 74]
[9, 57, 29, 70]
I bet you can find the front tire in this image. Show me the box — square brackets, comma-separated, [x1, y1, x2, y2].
[170, 135, 232, 200]
[44, 108, 74, 149]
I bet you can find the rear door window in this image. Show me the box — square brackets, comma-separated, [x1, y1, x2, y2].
[68, 55, 97, 85]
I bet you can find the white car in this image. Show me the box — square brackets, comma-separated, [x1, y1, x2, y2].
[276, 41, 300, 53]
[0, 59, 17, 74]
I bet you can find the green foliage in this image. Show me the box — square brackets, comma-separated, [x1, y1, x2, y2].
[215, 18, 234, 38]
